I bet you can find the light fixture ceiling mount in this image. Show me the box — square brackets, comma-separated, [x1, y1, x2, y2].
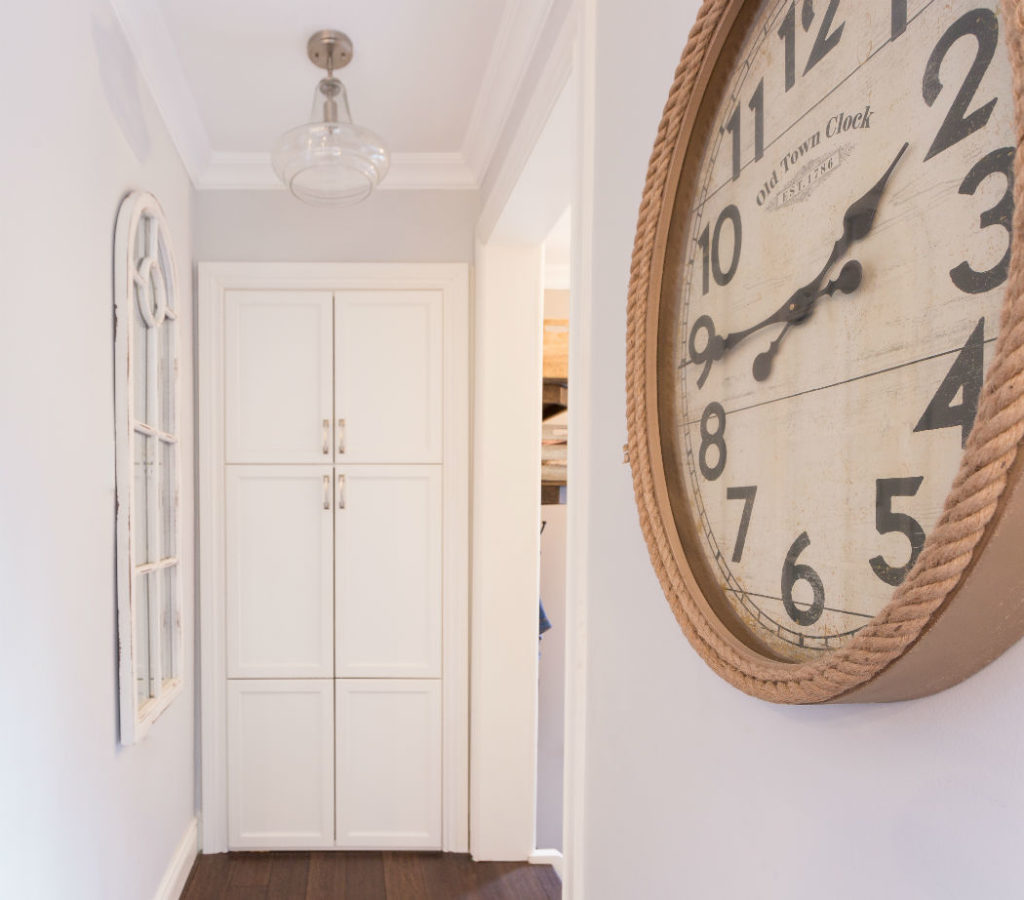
[272, 29, 389, 207]
[306, 30, 353, 72]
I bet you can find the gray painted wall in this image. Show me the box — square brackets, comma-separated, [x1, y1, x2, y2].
[194, 189, 479, 263]
[0, 2, 196, 897]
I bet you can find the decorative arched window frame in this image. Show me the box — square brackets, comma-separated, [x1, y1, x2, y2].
[113, 191, 183, 744]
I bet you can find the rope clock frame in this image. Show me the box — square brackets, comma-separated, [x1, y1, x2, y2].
[625, 0, 1024, 703]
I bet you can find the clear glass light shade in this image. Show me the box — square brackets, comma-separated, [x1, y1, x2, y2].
[272, 78, 390, 206]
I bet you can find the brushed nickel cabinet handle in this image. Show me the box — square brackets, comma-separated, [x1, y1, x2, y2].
[337, 473, 346, 510]
[322, 419, 330, 455]
[337, 418, 346, 454]
[323, 474, 331, 510]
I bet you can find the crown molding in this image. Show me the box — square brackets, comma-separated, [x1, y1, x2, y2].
[460, 0, 558, 184]
[196, 152, 477, 191]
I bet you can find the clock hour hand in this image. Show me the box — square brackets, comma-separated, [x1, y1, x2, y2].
[752, 261, 863, 380]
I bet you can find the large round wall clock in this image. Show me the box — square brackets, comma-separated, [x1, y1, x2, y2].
[626, 0, 1024, 702]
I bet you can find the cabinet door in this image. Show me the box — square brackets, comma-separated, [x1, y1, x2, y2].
[228, 679, 334, 849]
[335, 290, 442, 463]
[336, 466, 441, 678]
[225, 290, 333, 463]
[336, 680, 442, 849]
[226, 466, 333, 678]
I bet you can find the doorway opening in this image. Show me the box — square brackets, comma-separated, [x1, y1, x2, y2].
[537, 208, 571, 858]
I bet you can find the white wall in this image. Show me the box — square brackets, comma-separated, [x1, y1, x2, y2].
[470, 241, 544, 860]
[0, 2, 196, 897]
[194, 189, 478, 262]
[579, 1, 1024, 898]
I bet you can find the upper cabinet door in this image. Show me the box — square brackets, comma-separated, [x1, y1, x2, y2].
[335, 291, 443, 463]
[225, 290, 334, 464]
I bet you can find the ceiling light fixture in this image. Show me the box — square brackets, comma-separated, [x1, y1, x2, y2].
[272, 30, 390, 206]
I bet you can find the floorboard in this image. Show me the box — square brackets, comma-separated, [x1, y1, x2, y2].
[181, 851, 560, 900]
[268, 853, 311, 896]
[180, 852, 232, 899]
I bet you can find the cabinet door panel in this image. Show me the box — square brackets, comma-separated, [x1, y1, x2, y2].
[335, 291, 442, 463]
[336, 466, 441, 677]
[336, 680, 442, 849]
[227, 466, 333, 678]
[228, 679, 334, 849]
[225, 291, 333, 463]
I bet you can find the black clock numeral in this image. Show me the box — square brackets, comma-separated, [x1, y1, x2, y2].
[950, 147, 1014, 295]
[891, 0, 907, 40]
[688, 315, 722, 389]
[781, 532, 825, 626]
[779, 4, 798, 92]
[914, 318, 984, 448]
[697, 204, 742, 294]
[801, 0, 814, 32]
[724, 106, 742, 181]
[803, 0, 844, 77]
[778, 0, 844, 93]
[923, 9, 999, 161]
[724, 79, 766, 181]
[749, 80, 766, 167]
[726, 485, 757, 562]
[698, 402, 727, 481]
[869, 477, 926, 587]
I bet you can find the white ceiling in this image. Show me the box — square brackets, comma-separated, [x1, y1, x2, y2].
[110, 0, 558, 190]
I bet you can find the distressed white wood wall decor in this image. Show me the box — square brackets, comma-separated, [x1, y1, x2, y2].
[114, 191, 183, 744]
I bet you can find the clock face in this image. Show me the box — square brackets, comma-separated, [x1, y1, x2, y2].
[661, 0, 1017, 662]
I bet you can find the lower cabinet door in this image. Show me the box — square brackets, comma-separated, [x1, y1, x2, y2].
[228, 679, 335, 849]
[336, 679, 442, 849]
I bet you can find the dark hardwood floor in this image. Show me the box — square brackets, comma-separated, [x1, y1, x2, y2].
[181, 851, 561, 900]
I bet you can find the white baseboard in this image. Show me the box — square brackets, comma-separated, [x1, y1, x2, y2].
[153, 818, 199, 900]
[529, 849, 565, 880]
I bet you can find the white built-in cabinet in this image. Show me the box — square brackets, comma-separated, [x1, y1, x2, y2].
[199, 265, 468, 854]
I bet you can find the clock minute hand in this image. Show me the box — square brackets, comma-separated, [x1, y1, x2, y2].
[720, 292, 798, 352]
[719, 260, 847, 352]
[716, 142, 909, 361]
